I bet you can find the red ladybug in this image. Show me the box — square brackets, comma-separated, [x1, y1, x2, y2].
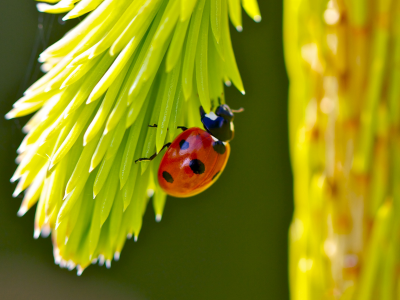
[136, 104, 242, 198]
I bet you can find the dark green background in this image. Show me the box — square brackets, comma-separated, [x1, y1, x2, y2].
[0, 1, 292, 299]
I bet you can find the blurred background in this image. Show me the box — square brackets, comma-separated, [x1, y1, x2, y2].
[0, 1, 291, 299]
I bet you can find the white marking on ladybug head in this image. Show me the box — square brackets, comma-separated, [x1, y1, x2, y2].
[211, 135, 219, 142]
[205, 111, 218, 121]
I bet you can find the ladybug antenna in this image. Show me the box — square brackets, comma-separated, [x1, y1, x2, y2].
[231, 108, 244, 113]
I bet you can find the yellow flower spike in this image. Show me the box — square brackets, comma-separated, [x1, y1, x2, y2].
[284, 0, 400, 298]
[10, 0, 260, 273]
[356, 201, 394, 300]
[388, 19, 400, 127]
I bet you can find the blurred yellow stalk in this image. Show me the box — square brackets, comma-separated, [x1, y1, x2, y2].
[284, 0, 400, 299]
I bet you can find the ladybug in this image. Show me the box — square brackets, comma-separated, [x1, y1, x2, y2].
[136, 104, 243, 198]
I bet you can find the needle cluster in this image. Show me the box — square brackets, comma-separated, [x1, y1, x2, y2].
[7, 0, 260, 274]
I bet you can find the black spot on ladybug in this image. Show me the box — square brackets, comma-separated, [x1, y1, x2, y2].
[212, 141, 226, 154]
[189, 159, 205, 175]
[162, 171, 174, 183]
[179, 139, 190, 150]
[212, 171, 220, 180]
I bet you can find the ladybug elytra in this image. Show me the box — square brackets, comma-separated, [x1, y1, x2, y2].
[136, 104, 242, 198]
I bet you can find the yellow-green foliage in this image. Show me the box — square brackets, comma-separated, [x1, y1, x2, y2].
[8, 0, 260, 274]
[284, 0, 400, 299]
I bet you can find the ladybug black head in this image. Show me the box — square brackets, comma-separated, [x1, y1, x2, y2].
[200, 105, 237, 142]
[215, 104, 235, 122]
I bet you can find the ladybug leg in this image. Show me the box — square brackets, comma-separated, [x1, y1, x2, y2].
[135, 143, 172, 163]
[148, 124, 187, 131]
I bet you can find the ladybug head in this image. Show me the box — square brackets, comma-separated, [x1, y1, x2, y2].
[200, 104, 242, 142]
